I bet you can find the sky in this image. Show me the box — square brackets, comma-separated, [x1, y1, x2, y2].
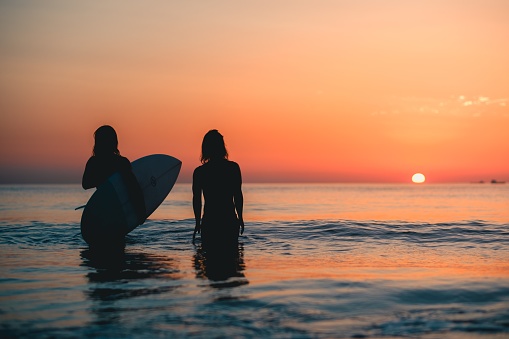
[1, 1, 508, 183]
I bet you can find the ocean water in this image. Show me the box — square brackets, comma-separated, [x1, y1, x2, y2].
[0, 183, 508, 338]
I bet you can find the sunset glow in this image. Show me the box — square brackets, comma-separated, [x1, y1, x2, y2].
[0, 1, 508, 183]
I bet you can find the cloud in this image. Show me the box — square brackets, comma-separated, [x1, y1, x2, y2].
[371, 95, 509, 117]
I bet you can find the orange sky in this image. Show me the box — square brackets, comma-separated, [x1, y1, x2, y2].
[1, 1, 508, 183]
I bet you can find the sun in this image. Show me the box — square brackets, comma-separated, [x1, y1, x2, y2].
[412, 173, 425, 183]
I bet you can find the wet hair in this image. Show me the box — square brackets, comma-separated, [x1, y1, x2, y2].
[93, 125, 120, 157]
[201, 129, 228, 164]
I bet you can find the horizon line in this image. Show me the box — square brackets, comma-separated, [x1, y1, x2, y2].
[0, 181, 505, 185]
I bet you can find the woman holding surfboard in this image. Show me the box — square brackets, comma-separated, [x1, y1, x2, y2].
[192, 130, 244, 250]
[82, 125, 146, 226]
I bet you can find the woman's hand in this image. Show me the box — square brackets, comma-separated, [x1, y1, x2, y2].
[192, 222, 201, 243]
[239, 218, 245, 235]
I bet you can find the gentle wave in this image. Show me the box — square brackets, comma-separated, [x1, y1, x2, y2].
[1, 219, 507, 250]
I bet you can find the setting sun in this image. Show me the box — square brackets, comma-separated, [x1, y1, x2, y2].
[412, 173, 426, 184]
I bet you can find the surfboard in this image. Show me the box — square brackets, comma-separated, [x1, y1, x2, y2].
[80, 154, 182, 246]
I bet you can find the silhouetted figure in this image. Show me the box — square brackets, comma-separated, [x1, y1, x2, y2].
[82, 125, 146, 247]
[192, 130, 244, 252]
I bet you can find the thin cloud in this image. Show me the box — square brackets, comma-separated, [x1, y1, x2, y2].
[371, 95, 509, 117]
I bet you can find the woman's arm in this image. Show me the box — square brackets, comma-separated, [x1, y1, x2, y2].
[233, 163, 244, 235]
[192, 168, 202, 242]
[82, 157, 97, 189]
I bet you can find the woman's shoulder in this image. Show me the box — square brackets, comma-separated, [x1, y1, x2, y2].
[226, 160, 240, 170]
[116, 155, 132, 169]
[87, 154, 129, 162]
[85, 156, 100, 168]
[193, 163, 205, 175]
[194, 160, 240, 171]
[117, 155, 130, 164]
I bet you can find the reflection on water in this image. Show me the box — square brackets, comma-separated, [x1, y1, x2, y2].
[81, 247, 180, 299]
[80, 246, 181, 329]
[193, 243, 248, 288]
[78, 243, 249, 332]
[82, 247, 178, 278]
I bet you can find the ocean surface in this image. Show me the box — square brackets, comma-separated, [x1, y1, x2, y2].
[0, 183, 508, 338]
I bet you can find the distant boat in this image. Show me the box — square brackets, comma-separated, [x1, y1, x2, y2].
[491, 179, 506, 184]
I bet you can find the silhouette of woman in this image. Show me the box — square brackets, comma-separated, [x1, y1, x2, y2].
[193, 130, 244, 250]
[82, 125, 146, 225]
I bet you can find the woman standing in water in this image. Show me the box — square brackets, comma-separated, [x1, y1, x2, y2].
[82, 125, 145, 226]
[192, 130, 244, 250]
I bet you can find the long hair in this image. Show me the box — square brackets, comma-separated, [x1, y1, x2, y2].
[93, 125, 120, 157]
[200, 129, 228, 164]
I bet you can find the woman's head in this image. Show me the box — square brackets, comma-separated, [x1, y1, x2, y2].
[93, 125, 120, 156]
[201, 129, 228, 163]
